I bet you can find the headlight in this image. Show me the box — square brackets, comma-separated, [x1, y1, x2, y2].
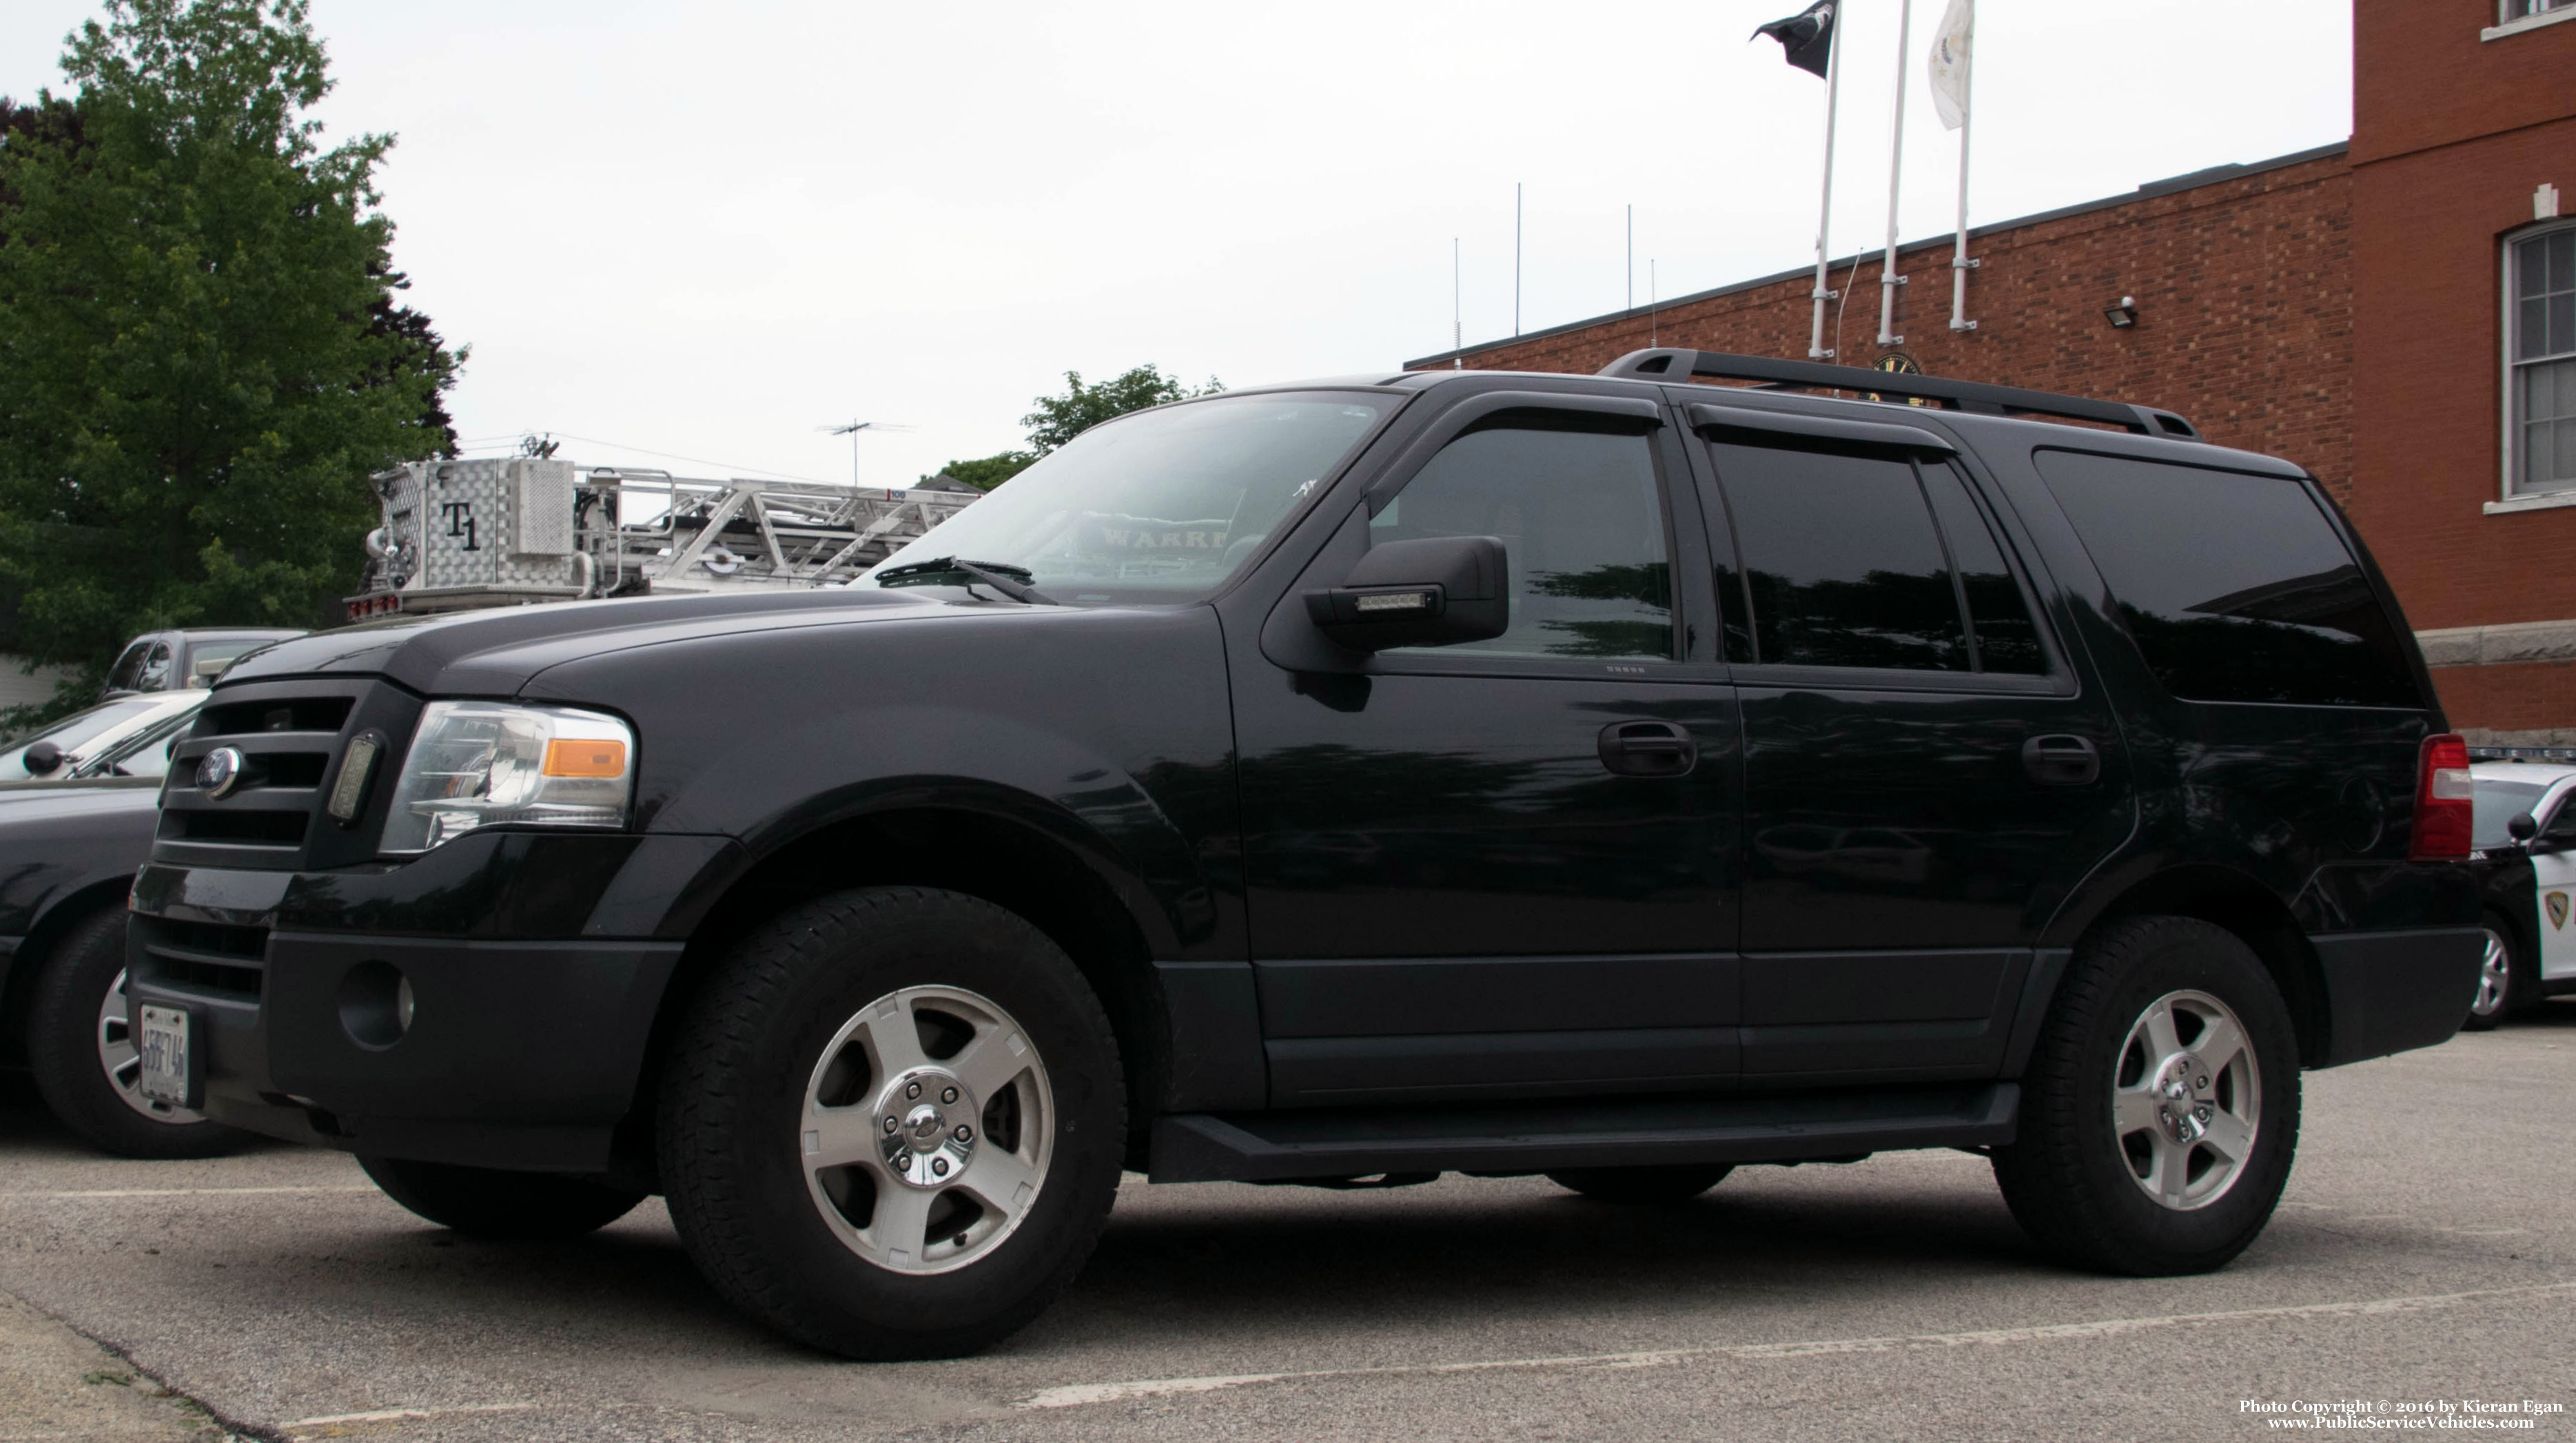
[380, 702, 633, 855]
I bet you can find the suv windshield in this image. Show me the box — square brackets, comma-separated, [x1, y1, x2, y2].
[863, 393, 1391, 604]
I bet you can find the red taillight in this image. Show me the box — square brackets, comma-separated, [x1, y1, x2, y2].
[2410, 732, 2473, 861]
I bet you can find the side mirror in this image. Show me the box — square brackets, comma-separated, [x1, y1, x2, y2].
[2509, 812, 2539, 843]
[21, 741, 63, 776]
[1304, 535, 1509, 652]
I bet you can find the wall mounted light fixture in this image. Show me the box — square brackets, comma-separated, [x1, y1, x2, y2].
[2105, 296, 2140, 328]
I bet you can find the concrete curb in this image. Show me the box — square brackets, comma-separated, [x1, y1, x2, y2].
[0, 1284, 264, 1442]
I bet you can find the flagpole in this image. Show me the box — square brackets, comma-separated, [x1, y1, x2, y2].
[1948, 3, 1979, 331]
[1807, 10, 1843, 360]
[1877, 0, 1913, 349]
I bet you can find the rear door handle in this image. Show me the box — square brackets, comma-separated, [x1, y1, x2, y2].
[2021, 733, 2100, 786]
[1598, 720, 1697, 777]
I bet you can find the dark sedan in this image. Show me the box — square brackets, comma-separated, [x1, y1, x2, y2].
[0, 713, 241, 1156]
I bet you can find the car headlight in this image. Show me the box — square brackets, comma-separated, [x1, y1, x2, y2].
[380, 702, 633, 854]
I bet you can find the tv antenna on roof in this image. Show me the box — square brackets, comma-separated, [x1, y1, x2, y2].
[816, 419, 914, 487]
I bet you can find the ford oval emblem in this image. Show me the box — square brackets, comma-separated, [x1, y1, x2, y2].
[196, 746, 245, 799]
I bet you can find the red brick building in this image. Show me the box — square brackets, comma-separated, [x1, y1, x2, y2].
[1407, 1, 2575, 744]
[2349, 0, 2576, 741]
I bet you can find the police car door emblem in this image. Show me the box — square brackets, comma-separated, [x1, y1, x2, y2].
[196, 746, 245, 799]
[2548, 892, 2570, 930]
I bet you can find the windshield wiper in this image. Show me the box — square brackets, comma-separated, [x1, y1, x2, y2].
[874, 555, 1058, 606]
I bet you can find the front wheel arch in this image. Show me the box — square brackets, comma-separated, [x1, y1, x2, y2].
[631, 806, 1172, 1180]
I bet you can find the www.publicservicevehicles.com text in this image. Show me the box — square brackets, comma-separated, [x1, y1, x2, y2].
[2242, 1400, 2564, 1429]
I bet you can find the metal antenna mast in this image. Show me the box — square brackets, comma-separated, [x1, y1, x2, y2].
[818, 420, 912, 487]
[821, 420, 875, 487]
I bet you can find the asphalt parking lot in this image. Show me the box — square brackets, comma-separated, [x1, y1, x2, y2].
[4, 1005, 2573, 1443]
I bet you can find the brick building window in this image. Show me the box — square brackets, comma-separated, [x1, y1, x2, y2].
[2502, 0, 2574, 18]
[2511, 224, 2576, 495]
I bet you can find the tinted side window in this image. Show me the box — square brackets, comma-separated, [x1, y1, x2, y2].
[1371, 422, 1675, 662]
[2545, 795, 2576, 845]
[106, 642, 150, 693]
[2036, 450, 2420, 706]
[1708, 437, 1966, 671]
[1920, 462, 2047, 675]
[136, 643, 174, 691]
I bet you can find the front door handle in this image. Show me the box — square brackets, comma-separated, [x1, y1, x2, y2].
[2022, 733, 2100, 786]
[1598, 720, 1697, 777]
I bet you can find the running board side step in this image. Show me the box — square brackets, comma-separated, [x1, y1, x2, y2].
[1147, 1083, 2018, 1184]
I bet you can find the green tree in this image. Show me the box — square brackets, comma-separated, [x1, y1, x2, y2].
[921, 451, 1034, 492]
[0, 0, 460, 720]
[1020, 365, 1220, 456]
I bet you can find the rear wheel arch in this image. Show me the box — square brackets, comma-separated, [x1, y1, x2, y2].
[633, 804, 1173, 1176]
[2052, 866, 2330, 1069]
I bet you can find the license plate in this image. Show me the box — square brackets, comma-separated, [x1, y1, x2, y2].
[137, 1005, 192, 1108]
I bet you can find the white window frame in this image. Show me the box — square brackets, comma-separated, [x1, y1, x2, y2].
[2500, 219, 2576, 509]
[2486, 0, 2576, 41]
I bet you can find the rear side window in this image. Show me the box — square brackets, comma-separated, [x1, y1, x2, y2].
[1920, 463, 2047, 675]
[2036, 450, 2419, 707]
[1706, 435, 2046, 675]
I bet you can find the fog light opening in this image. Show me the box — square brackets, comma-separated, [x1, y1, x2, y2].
[338, 961, 413, 1050]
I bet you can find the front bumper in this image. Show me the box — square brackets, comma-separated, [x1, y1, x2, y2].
[123, 832, 726, 1171]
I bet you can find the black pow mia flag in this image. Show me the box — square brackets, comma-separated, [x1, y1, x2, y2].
[1753, 1, 1836, 79]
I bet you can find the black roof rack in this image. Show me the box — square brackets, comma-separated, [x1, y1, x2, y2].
[1595, 348, 2200, 441]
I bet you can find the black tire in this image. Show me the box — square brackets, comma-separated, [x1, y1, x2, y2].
[27, 907, 244, 1160]
[2458, 915, 2530, 1032]
[358, 1156, 645, 1239]
[1545, 1165, 1735, 1205]
[1992, 914, 2301, 1276]
[657, 886, 1125, 1360]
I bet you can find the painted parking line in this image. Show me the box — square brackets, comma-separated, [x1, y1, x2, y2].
[0, 1186, 380, 1199]
[1019, 1279, 2576, 1410]
[283, 1402, 537, 1438]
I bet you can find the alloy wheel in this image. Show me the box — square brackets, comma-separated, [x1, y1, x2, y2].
[2111, 988, 2261, 1211]
[798, 984, 1053, 1275]
[2469, 928, 2513, 1019]
[94, 968, 203, 1124]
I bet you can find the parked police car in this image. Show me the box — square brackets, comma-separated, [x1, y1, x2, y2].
[129, 350, 2482, 1360]
[2465, 760, 2576, 1027]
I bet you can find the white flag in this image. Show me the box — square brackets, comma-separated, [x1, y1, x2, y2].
[1928, 0, 1973, 131]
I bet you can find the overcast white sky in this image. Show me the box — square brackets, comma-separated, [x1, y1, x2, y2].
[1, 1, 2353, 490]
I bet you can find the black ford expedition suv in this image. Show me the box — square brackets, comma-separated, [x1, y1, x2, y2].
[128, 350, 2482, 1359]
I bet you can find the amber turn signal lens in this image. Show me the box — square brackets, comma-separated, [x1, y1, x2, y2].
[542, 738, 628, 778]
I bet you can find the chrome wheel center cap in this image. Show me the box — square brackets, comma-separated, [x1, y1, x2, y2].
[2154, 1055, 2213, 1144]
[903, 1104, 946, 1151]
[875, 1068, 977, 1189]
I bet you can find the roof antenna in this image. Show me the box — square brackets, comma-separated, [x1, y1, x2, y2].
[816, 420, 913, 487]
